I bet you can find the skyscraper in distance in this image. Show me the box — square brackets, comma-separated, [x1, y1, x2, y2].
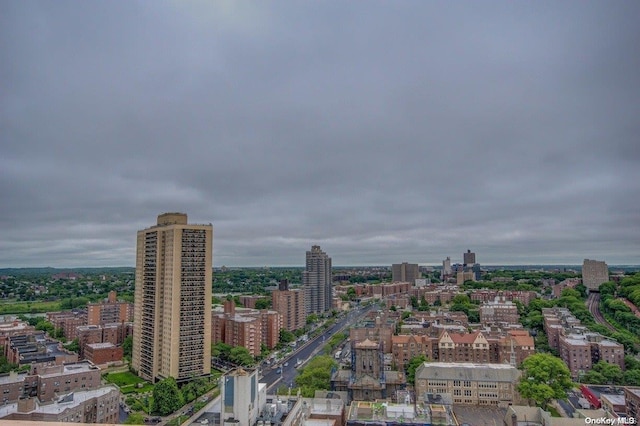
[132, 213, 212, 382]
[463, 249, 476, 266]
[303, 245, 332, 315]
[392, 262, 420, 284]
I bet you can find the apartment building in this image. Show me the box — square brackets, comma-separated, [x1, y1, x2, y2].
[624, 387, 640, 421]
[392, 262, 420, 284]
[542, 307, 624, 378]
[46, 310, 87, 341]
[272, 280, 306, 332]
[0, 319, 36, 348]
[582, 259, 609, 292]
[392, 329, 534, 371]
[211, 301, 282, 356]
[415, 362, 522, 406]
[0, 385, 119, 424]
[470, 290, 537, 306]
[86, 291, 133, 326]
[0, 360, 101, 404]
[132, 212, 212, 382]
[479, 299, 520, 326]
[4, 333, 77, 366]
[303, 245, 332, 315]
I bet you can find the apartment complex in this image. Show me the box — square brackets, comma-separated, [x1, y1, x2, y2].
[46, 310, 87, 341]
[0, 385, 119, 424]
[582, 259, 609, 292]
[86, 291, 133, 325]
[542, 307, 624, 378]
[303, 245, 332, 315]
[0, 361, 101, 404]
[392, 329, 534, 371]
[132, 212, 212, 382]
[272, 280, 306, 332]
[479, 299, 520, 326]
[392, 262, 420, 284]
[415, 362, 522, 406]
[211, 301, 282, 357]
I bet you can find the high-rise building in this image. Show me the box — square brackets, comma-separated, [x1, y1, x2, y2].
[582, 259, 609, 292]
[272, 280, 306, 332]
[442, 257, 452, 277]
[132, 213, 212, 383]
[303, 245, 332, 315]
[391, 262, 420, 284]
[463, 249, 476, 266]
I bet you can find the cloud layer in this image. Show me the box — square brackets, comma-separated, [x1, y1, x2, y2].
[2, 2, 639, 267]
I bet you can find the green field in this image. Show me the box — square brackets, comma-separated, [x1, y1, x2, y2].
[0, 300, 62, 315]
[104, 371, 154, 394]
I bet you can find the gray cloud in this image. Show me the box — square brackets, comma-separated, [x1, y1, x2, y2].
[1, 1, 639, 267]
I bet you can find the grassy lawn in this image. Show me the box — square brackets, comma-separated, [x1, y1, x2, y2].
[104, 371, 154, 394]
[0, 300, 62, 314]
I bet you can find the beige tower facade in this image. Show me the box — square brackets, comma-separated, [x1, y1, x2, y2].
[582, 259, 609, 292]
[132, 213, 212, 382]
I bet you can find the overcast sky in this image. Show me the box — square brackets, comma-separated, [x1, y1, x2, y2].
[2, 2, 639, 268]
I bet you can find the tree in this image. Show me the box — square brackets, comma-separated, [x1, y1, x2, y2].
[624, 369, 640, 386]
[229, 346, 255, 367]
[123, 336, 133, 359]
[279, 329, 296, 344]
[124, 412, 145, 425]
[295, 355, 336, 397]
[591, 361, 623, 385]
[64, 338, 80, 353]
[255, 298, 271, 310]
[152, 377, 184, 416]
[517, 353, 573, 408]
[406, 355, 427, 385]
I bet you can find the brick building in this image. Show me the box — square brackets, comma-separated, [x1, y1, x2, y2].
[84, 342, 124, 366]
[415, 362, 522, 406]
[391, 329, 534, 371]
[0, 361, 101, 404]
[0, 385, 119, 424]
[271, 281, 306, 332]
[543, 307, 624, 379]
[479, 298, 520, 326]
[86, 291, 133, 326]
[46, 310, 87, 341]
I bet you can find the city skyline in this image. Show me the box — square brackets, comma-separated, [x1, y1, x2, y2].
[2, 2, 639, 268]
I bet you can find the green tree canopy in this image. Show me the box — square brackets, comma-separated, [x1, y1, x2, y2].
[406, 355, 427, 385]
[295, 355, 336, 397]
[255, 298, 271, 310]
[517, 353, 573, 408]
[152, 377, 184, 416]
[229, 346, 255, 367]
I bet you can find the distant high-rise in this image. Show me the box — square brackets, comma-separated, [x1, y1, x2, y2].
[463, 249, 476, 266]
[303, 245, 332, 315]
[132, 213, 212, 382]
[392, 262, 420, 284]
[582, 259, 609, 292]
[442, 257, 452, 278]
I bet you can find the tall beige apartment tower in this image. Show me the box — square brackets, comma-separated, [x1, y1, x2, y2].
[582, 259, 609, 292]
[132, 213, 212, 383]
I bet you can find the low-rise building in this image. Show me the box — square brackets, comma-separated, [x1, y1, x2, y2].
[415, 362, 522, 407]
[0, 385, 119, 424]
